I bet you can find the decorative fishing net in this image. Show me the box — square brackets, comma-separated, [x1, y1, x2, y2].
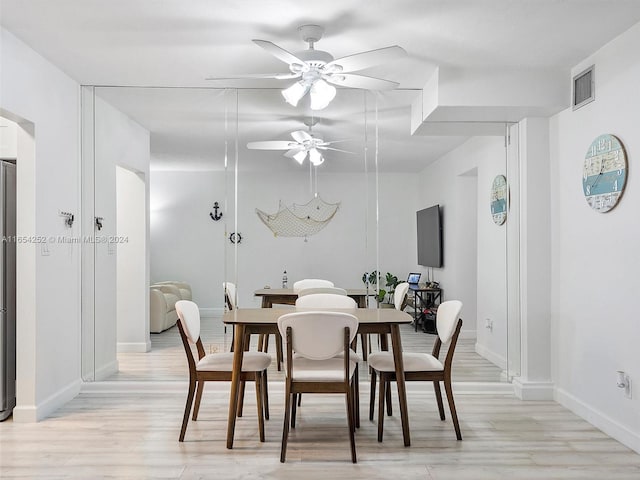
[255, 195, 340, 237]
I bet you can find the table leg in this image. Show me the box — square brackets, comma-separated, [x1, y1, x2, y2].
[390, 324, 410, 446]
[226, 324, 246, 449]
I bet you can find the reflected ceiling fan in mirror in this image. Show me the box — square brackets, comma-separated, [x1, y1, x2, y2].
[207, 24, 407, 110]
[247, 124, 352, 167]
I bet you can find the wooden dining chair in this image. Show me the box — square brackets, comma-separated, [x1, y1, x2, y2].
[175, 300, 271, 442]
[278, 311, 359, 463]
[292, 278, 334, 293]
[294, 293, 361, 426]
[297, 286, 348, 296]
[368, 300, 464, 442]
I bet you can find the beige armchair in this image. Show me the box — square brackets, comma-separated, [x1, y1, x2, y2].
[150, 281, 192, 333]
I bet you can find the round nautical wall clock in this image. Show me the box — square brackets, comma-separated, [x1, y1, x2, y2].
[582, 134, 627, 213]
[490, 174, 508, 225]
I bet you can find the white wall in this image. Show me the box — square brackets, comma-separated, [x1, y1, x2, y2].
[549, 21, 640, 452]
[417, 136, 507, 365]
[0, 28, 81, 420]
[116, 166, 149, 352]
[150, 169, 418, 310]
[93, 94, 150, 377]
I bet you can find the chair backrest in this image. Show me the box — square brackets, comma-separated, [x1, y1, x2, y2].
[223, 282, 236, 310]
[176, 300, 201, 344]
[436, 300, 463, 344]
[394, 282, 410, 310]
[295, 293, 357, 309]
[292, 278, 334, 293]
[297, 286, 348, 297]
[278, 311, 359, 360]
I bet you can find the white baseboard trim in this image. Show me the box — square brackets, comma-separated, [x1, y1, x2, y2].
[460, 328, 476, 340]
[94, 360, 119, 381]
[555, 387, 640, 455]
[117, 341, 151, 353]
[475, 342, 506, 370]
[512, 378, 554, 400]
[13, 378, 82, 422]
[199, 307, 224, 318]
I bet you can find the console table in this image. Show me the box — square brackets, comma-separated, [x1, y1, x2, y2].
[408, 284, 442, 332]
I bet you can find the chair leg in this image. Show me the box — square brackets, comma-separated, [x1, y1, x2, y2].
[192, 381, 204, 420]
[354, 364, 360, 428]
[377, 373, 386, 442]
[434, 380, 445, 420]
[262, 369, 270, 421]
[444, 375, 462, 440]
[291, 393, 298, 429]
[275, 334, 283, 372]
[280, 386, 292, 463]
[179, 378, 196, 442]
[237, 381, 246, 417]
[255, 373, 265, 442]
[297, 393, 302, 406]
[257, 334, 265, 351]
[386, 379, 393, 416]
[369, 369, 377, 421]
[360, 333, 368, 362]
[346, 386, 357, 463]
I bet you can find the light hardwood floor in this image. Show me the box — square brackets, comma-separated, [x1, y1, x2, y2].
[2, 316, 638, 478]
[1, 386, 639, 478]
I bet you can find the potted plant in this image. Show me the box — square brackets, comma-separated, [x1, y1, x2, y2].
[362, 271, 400, 306]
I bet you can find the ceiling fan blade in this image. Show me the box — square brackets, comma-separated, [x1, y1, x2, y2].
[284, 147, 304, 158]
[318, 147, 355, 154]
[206, 72, 300, 80]
[252, 39, 307, 66]
[326, 46, 407, 73]
[247, 141, 294, 150]
[291, 130, 312, 143]
[322, 138, 353, 145]
[326, 73, 399, 90]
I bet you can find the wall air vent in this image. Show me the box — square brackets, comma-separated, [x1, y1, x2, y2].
[573, 65, 595, 110]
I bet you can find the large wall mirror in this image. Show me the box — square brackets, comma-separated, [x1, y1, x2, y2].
[80, 86, 520, 386]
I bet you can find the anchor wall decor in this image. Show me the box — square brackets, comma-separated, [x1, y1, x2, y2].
[209, 202, 223, 221]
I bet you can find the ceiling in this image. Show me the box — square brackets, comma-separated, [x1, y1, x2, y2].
[3, 0, 640, 172]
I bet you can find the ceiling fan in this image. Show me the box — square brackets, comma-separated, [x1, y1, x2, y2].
[247, 126, 351, 167]
[207, 24, 407, 110]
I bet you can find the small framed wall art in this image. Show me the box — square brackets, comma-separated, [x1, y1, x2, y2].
[582, 134, 627, 213]
[490, 174, 507, 225]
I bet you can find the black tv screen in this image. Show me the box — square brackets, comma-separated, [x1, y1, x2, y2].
[417, 205, 442, 267]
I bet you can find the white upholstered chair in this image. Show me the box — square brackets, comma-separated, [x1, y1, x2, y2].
[294, 293, 362, 425]
[278, 311, 359, 463]
[292, 278, 334, 293]
[175, 300, 271, 442]
[368, 300, 463, 442]
[394, 282, 410, 311]
[297, 286, 348, 297]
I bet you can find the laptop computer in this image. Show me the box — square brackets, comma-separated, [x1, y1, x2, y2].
[407, 272, 421, 285]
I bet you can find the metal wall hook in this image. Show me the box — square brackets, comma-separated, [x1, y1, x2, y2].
[95, 217, 103, 231]
[59, 210, 74, 228]
[210, 202, 223, 221]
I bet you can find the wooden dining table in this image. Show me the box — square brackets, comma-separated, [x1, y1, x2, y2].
[222, 307, 414, 449]
[254, 288, 370, 308]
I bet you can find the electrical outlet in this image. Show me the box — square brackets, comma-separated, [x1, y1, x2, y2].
[40, 243, 50, 256]
[485, 318, 493, 331]
[625, 377, 632, 399]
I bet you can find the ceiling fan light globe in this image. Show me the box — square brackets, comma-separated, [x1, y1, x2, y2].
[309, 148, 324, 166]
[282, 81, 309, 107]
[309, 79, 336, 110]
[293, 150, 308, 164]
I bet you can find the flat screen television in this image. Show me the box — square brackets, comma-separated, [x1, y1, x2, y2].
[417, 205, 442, 267]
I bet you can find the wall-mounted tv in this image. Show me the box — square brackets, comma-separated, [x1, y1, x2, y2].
[417, 205, 442, 267]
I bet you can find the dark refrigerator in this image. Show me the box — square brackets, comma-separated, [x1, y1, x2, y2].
[0, 160, 16, 421]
